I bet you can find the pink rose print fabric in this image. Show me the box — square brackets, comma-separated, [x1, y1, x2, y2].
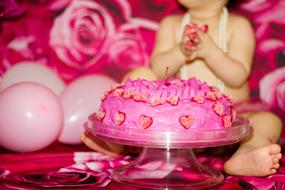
[260, 67, 285, 116]
[49, 0, 116, 70]
[0, 0, 27, 20]
[2, 150, 285, 189]
[1, 0, 167, 82]
[235, 0, 285, 96]
[0, 152, 132, 189]
[0, 0, 283, 86]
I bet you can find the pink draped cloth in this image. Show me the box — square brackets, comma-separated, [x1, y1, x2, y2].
[1, 148, 285, 189]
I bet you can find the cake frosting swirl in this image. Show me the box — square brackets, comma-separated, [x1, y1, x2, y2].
[90, 78, 236, 131]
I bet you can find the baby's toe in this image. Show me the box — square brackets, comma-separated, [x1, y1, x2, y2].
[273, 157, 280, 163]
[270, 168, 277, 174]
[276, 153, 282, 159]
[270, 144, 281, 154]
[272, 163, 280, 169]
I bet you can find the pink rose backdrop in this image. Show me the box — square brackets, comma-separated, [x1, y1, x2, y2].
[0, 0, 284, 91]
[1, 0, 285, 115]
[0, 0, 182, 82]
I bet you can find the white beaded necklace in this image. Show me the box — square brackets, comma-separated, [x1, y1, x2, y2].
[179, 7, 228, 92]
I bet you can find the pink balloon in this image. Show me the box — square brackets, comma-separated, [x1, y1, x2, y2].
[1, 61, 66, 95]
[0, 82, 63, 152]
[59, 74, 115, 144]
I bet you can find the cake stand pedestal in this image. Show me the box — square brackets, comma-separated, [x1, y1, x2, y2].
[85, 117, 251, 190]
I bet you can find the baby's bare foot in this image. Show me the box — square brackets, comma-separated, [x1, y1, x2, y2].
[224, 144, 282, 176]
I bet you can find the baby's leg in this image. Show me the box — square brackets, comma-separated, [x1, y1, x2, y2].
[224, 111, 283, 176]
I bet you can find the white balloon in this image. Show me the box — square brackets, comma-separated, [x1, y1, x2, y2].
[1, 61, 65, 95]
[59, 74, 116, 144]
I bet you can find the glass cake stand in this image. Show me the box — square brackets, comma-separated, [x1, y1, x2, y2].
[85, 117, 251, 190]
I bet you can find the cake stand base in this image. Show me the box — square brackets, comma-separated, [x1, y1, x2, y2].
[112, 147, 223, 189]
[85, 117, 251, 189]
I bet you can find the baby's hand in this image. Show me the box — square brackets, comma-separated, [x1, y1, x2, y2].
[181, 23, 210, 61]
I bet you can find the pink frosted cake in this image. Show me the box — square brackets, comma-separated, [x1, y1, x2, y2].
[89, 77, 236, 132]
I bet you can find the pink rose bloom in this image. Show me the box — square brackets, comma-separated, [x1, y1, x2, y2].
[239, 0, 285, 24]
[98, 16, 158, 81]
[108, 31, 148, 69]
[260, 67, 285, 113]
[108, 22, 157, 70]
[258, 39, 285, 69]
[49, 0, 116, 70]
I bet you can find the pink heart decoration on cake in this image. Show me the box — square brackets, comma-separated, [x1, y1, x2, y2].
[166, 95, 179, 106]
[133, 92, 148, 102]
[212, 102, 224, 116]
[113, 88, 124, 97]
[95, 109, 106, 122]
[150, 96, 163, 106]
[101, 91, 109, 101]
[179, 115, 194, 129]
[139, 115, 153, 129]
[205, 90, 217, 101]
[115, 111, 125, 125]
[123, 90, 134, 99]
[222, 115, 232, 128]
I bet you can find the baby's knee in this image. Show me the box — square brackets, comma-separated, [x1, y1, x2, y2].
[252, 111, 282, 128]
[261, 111, 282, 123]
[122, 66, 157, 82]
